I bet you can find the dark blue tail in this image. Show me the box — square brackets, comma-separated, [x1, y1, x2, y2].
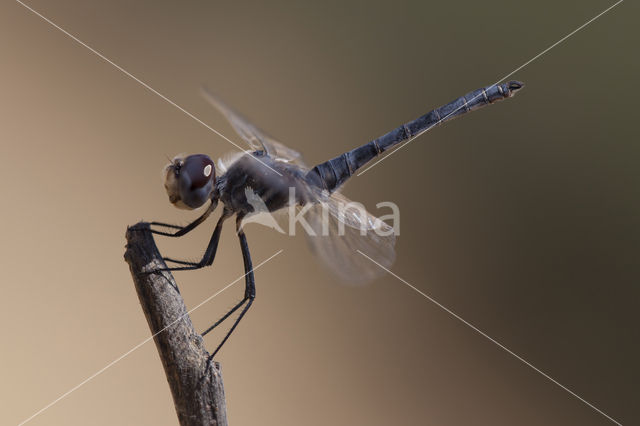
[306, 81, 524, 192]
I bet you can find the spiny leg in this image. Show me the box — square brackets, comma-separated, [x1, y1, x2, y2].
[206, 215, 255, 361]
[150, 200, 217, 237]
[155, 209, 231, 272]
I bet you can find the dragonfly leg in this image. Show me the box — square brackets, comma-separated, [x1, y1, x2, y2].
[201, 298, 248, 337]
[150, 200, 217, 237]
[153, 209, 231, 273]
[206, 215, 255, 361]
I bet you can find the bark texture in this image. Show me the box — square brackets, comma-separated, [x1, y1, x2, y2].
[124, 222, 228, 426]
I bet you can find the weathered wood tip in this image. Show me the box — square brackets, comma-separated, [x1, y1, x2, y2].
[124, 222, 228, 426]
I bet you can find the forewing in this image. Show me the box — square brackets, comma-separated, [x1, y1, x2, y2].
[263, 136, 308, 168]
[216, 151, 245, 173]
[304, 191, 396, 285]
[200, 87, 307, 167]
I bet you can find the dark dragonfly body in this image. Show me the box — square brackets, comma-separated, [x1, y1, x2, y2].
[151, 80, 524, 361]
[307, 81, 523, 193]
[215, 152, 314, 215]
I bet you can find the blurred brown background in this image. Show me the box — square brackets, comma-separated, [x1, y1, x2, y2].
[1, 1, 638, 425]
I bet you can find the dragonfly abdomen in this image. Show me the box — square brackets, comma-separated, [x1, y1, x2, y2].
[306, 81, 523, 193]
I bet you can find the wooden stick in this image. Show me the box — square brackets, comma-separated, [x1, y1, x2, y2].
[124, 222, 228, 426]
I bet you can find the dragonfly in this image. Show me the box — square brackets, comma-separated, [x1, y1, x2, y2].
[150, 80, 524, 360]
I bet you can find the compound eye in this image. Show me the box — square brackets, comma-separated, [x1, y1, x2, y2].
[163, 154, 216, 210]
[181, 154, 215, 189]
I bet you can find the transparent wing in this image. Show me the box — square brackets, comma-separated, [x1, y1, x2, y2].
[216, 151, 245, 174]
[320, 190, 393, 232]
[200, 87, 307, 168]
[262, 135, 307, 168]
[304, 190, 396, 285]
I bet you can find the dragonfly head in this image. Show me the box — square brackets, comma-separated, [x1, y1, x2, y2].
[163, 154, 216, 209]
